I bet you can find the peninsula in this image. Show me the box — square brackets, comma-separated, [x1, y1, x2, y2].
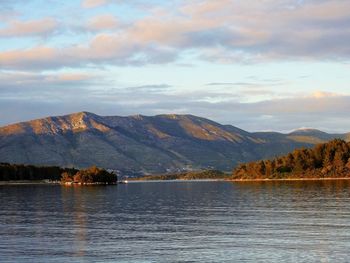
[232, 139, 350, 180]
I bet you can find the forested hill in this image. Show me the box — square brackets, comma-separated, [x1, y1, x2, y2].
[232, 139, 350, 179]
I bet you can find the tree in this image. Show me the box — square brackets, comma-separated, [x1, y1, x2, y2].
[66, 166, 117, 184]
[61, 172, 73, 183]
[232, 139, 350, 179]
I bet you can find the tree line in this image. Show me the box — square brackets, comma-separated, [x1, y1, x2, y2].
[0, 163, 116, 184]
[232, 139, 350, 179]
[135, 170, 229, 181]
[0, 163, 78, 181]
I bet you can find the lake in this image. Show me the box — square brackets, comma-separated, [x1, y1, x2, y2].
[1, 180, 350, 262]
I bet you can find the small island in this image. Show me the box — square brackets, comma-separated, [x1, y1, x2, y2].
[0, 163, 117, 185]
[232, 139, 350, 180]
[61, 166, 117, 185]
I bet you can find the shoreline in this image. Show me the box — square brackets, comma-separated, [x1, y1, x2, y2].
[2, 177, 350, 185]
[129, 179, 227, 183]
[229, 177, 350, 182]
[0, 180, 118, 185]
[0, 180, 59, 185]
[117, 177, 350, 183]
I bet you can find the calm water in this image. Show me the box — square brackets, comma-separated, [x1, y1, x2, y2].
[1, 181, 350, 262]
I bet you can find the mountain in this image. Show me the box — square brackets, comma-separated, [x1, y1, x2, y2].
[286, 128, 340, 144]
[0, 112, 348, 175]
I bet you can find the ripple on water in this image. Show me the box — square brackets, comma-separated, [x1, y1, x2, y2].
[1, 180, 350, 262]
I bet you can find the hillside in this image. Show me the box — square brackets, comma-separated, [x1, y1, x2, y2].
[232, 139, 350, 180]
[134, 170, 230, 181]
[0, 112, 348, 175]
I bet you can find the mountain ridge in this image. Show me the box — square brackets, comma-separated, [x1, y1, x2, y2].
[0, 112, 348, 176]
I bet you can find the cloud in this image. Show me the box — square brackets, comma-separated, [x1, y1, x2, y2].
[0, 46, 59, 69]
[0, 17, 58, 37]
[1, 1, 350, 134]
[0, 10, 18, 21]
[0, 0, 350, 70]
[125, 84, 173, 93]
[0, 0, 25, 11]
[0, 71, 98, 91]
[1, 77, 349, 133]
[206, 82, 266, 87]
[86, 14, 119, 31]
[81, 0, 109, 8]
[311, 91, 341, 99]
[0, 32, 179, 70]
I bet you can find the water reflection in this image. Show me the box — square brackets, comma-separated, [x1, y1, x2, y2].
[61, 186, 88, 258]
[1, 181, 350, 262]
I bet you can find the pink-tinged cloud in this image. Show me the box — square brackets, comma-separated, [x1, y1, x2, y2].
[81, 0, 109, 8]
[311, 91, 342, 99]
[0, 17, 58, 37]
[86, 14, 119, 31]
[55, 73, 93, 82]
[2, 0, 350, 69]
[0, 30, 178, 70]
[0, 46, 59, 69]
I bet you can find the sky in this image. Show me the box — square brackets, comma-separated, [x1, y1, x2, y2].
[0, 0, 350, 132]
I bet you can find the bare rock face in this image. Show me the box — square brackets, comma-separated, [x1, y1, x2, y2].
[0, 112, 347, 175]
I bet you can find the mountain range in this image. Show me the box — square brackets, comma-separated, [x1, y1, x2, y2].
[0, 112, 348, 176]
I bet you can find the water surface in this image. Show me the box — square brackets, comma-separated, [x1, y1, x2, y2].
[1, 180, 350, 262]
